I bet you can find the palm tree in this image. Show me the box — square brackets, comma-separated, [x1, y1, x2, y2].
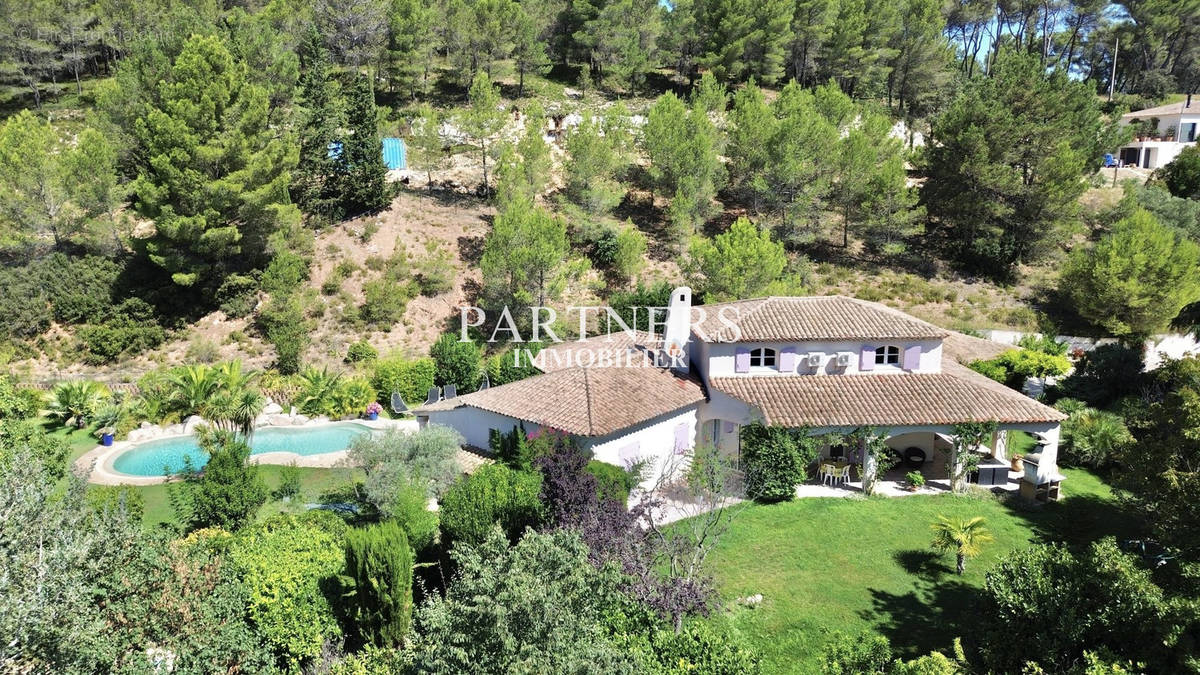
[297, 367, 343, 417]
[930, 515, 994, 575]
[206, 387, 266, 437]
[169, 365, 222, 417]
[49, 380, 109, 428]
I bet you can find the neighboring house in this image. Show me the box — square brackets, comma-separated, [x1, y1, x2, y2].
[1115, 98, 1200, 169]
[415, 289, 1065, 494]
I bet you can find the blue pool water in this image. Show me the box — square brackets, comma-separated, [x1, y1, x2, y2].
[111, 423, 374, 476]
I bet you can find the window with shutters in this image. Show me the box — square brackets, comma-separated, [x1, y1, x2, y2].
[874, 345, 901, 366]
[749, 347, 776, 368]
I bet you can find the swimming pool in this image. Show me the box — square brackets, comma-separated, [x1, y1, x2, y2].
[110, 422, 375, 477]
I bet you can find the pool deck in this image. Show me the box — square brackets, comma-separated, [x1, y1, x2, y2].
[78, 417, 418, 486]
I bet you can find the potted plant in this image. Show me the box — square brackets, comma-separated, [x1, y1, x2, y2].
[1166, 125, 1177, 141]
[1010, 453, 1024, 472]
[905, 471, 926, 492]
[96, 426, 115, 446]
[365, 401, 382, 421]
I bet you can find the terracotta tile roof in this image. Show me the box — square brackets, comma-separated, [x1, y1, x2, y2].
[1122, 101, 1198, 119]
[535, 331, 663, 373]
[415, 365, 706, 436]
[692, 296, 949, 342]
[941, 331, 1013, 364]
[709, 361, 1063, 427]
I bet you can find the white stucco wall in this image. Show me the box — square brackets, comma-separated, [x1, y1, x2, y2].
[422, 406, 542, 449]
[583, 406, 700, 489]
[422, 403, 701, 490]
[697, 338, 943, 377]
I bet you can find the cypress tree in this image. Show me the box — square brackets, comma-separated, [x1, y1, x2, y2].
[340, 75, 390, 215]
[344, 520, 415, 647]
[294, 27, 344, 223]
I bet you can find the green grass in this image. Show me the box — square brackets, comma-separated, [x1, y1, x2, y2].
[40, 418, 103, 466]
[702, 468, 1140, 673]
[93, 465, 365, 529]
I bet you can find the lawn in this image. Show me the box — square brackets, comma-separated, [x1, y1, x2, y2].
[91, 465, 365, 529]
[702, 468, 1141, 673]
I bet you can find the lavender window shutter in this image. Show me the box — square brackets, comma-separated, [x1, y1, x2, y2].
[674, 422, 691, 454]
[903, 344, 922, 371]
[860, 346, 875, 371]
[734, 348, 751, 373]
[779, 347, 796, 373]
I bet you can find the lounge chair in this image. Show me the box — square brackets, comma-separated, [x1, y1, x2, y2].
[390, 391, 409, 415]
[425, 387, 441, 405]
[444, 384, 457, 399]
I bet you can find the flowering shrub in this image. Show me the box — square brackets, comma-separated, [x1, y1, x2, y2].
[365, 401, 383, 416]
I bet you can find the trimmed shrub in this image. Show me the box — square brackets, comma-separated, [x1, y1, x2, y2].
[85, 485, 145, 523]
[648, 621, 760, 674]
[585, 460, 636, 505]
[229, 512, 348, 670]
[344, 521, 414, 647]
[740, 424, 818, 502]
[178, 431, 268, 532]
[430, 333, 482, 391]
[346, 340, 378, 363]
[275, 462, 302, 499]
[371, 356, 436, 407]
[439, 464, 543, 548]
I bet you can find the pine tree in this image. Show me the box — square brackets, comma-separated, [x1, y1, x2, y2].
[643, 92, 724, 238]
[462, 72, 507, 192]
[408, 103, 449, 190]
[340, 75, 390, 215]
[516, 102, 551, 197]
[1061, 209, 1200, 339]
[129, 35, 300, 289]
[922, 52, 1121, 279]
[481, 194, 568, 309]
[688, 216, 789, 302]
[727, 81, 776, 213]
[511, 1, 551, 97]
[565, 113, 623, 215]
[294, 27, 344, 223]
[386, 0, 437, 98]
[0, 111, 73, 247]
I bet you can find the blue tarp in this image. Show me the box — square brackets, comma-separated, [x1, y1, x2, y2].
[327, 139, 406, 170]
[382, 137, 406, 170]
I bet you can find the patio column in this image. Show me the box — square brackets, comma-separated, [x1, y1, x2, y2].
[860, 436, 876, 493]
[1035, 425, 1061, 484]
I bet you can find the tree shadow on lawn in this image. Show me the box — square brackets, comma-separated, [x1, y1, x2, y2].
[859, 572, 983, 661]
[995, 491, 1146, 551]
[892, 550, 953, 583]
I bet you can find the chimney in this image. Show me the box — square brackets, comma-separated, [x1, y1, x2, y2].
[662, 287, 692, 372]
[1188, 93, 1193, 109]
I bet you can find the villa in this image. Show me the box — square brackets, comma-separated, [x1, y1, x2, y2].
[1115, 97, 1199, 169]
[416, 289, 1066, 498]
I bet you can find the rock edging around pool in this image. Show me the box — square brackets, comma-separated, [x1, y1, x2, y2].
[77, 415, 417, 486]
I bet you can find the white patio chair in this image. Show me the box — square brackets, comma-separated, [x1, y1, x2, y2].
[833, 464, 853, 486]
